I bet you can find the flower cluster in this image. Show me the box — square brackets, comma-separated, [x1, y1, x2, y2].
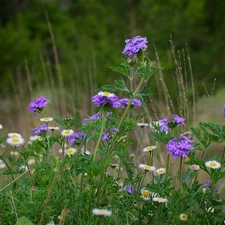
[68, 131, 85, 144]
[122, 35, 148, 57]
[28, 96, 50, 115]
[166, 135, 194, 158]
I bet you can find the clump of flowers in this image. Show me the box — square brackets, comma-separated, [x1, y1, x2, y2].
[119, 98, 142, 108]
[68, 131, 85, 144]
[166, 135, 194, 158]
[28, 96, 50, 115]
[122, 35, 148, 57]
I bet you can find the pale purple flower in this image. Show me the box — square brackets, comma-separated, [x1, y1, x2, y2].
[123, 185, 137, 194]
[158, 117, 169, 132]
[122, 36, 148, 57]
[173, 114, 185, 125]
[68, 131, 85, 144]
[110, 128, 119, 133]
[92, 92, 121, 108]
[84, 112, 111, 123]
[223, 104, 225, 116]
[166, 135, 194, 158]
[32, 124, 48, 136]
[119, 98, 142, 108]
[28, 96, 50, 115]
[102, 132, 110, 141]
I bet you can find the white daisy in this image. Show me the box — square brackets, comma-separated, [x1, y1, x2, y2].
[48, 126, 60, 131]
[143, 145, 157, 152]
[137, 123, 149, 128]
[152, 197, 168, 203]
[8, 133, 22, 138]
[141, 189, 151, 200]
[98, 91, 115, 97]
[65, 148, 77, 157]
[30, 135, 43, 141]
[61, 129, 74, 137]
[156, 168, 166, 175]
[6, 137, 25, 147]
[205, 160, 221, 169]
[40, 117, 53, 122]
[92, 208, 112, 216]
[179, 213, 188, 221]
[0, 124, 3, 129]
[139, 164, 156, 171]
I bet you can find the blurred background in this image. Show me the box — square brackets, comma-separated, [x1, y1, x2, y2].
[0, 0, 225, 137]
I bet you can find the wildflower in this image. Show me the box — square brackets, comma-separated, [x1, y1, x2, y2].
[28, 96, 50, 115]
[141, 189, 151, 200]
[110, 163, 119, 169]
[92, 208, 112, 216]
[205, 160, 221, 169]
[40, 117, 53, 122]
[0, 160, 6, 169]
[122, 35, 148, 57]
[0, 124, 3, 129]
[166, 135, 194, 158]
[102, 132, 110, 141]
[28, 158, 36, 166]
[179, 213, 188, 221]
[123, 185, 137, 194]
[61, 129, 74, 137]
[10, 151, 19, 156]
[8, 133, 22, 138]
[84, 112, 112, 122]
[158, 117, 169, 132]
[207, 207, 214, 213]
[32, 124, 48, 136]
[6, 136, 25, 147]
[139, 164, 156, 171]
[68, 131, 85, 144]
[48, 126, 60, 131]
[46, 221, 55, 225]
[156, 168, 166, 175]
[152, 197, 168, 203]
[30, 135, 43, 141]
[224, 104, 225, 116]
[92, 92, 121, 108]
[119, 98, 142, 108]
[137, 123, 149, 128]
[173, 114, 185, 125]
[191, 164, 200, 171]
[143, 145, 157, 152]
[65, 148, 77, 157]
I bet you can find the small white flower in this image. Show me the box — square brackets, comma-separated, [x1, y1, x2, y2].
[65, 148, 76, 157]
[98, 91, 115, 97]
[141, 189, 151, 200]
[40, 117, 53, 122]
[0, 124, 3, 129]
[205, 160, 221, 169]
[0, 160, 6, 169]
[30, 135, 43, 141]
[149, 121, 163, 129]
[137, 123, 149, 128]
[61, 129, 74, 137]
[28, 158, 36, 166]
[10, 151, 19, 156]
[207, 207, 214, 213]
[143, 145, 157, 152]
[48, 126, 60, 131]
[8, 133, 22, 138]
[179, 213, 188, 221]
[156, 168, 166, 175]
[92, 208, 112, 216]
[110, 163, 119, 169]
[190, 164, 200, 171]
[152, 197, 168, 203]
[6, 137, 25, 147]
[139, 164, 156, 171]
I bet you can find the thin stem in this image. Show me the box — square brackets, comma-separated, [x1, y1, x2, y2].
[165, 154, 171, 180]
[179, 157, 183, 190]
[220, 144, 225, 165]
[93, 113, 106, 161]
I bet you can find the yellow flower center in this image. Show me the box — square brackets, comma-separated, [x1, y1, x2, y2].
[67, 150, 74, 155]
[144, 165, 151, 170]
[147, 146, 153, 151]
[64, 130, 71, 135]
[103, 92, 110, 96]
[209, 162, 217, 167]
[12, 138, 19, 143]
[142, 191, 149, 198]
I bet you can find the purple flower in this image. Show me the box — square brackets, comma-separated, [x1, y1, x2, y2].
[173, 114, 185, 125]
[123, 185, 137, 194]
[223, 104, 225, 116]
[158, 117, 169, 133]
[32, 124, 48, 136]
[84, 112, 112, 123]
[102, 132, 110, 141]
[28, 96, 50, 115]
[110, 128, 119, 133]
[122, 36, 148, 57]
[92, 92, 121, 109]
[119, 98, 142, 108]
[68, 131, 85, 144]
[166, 135, 194, 158]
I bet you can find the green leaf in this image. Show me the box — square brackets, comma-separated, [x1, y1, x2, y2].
[15, 216, 34, 225]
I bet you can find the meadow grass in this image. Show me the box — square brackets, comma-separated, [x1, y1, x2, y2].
[0, 36, 225, 225]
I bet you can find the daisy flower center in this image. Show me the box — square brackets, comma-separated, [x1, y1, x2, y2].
[142, 191, 149, 198]
[209, 162, 217, 167]
[12, 138, 19, 143]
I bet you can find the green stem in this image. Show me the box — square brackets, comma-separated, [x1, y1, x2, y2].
[165, 154, 171, 180]
[93, 113, 107, 161]
[220, 144, 225, 166]
[179, 157, 183, 190]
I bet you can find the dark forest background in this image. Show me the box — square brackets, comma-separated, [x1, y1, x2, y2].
[0, 0, 224, 124]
